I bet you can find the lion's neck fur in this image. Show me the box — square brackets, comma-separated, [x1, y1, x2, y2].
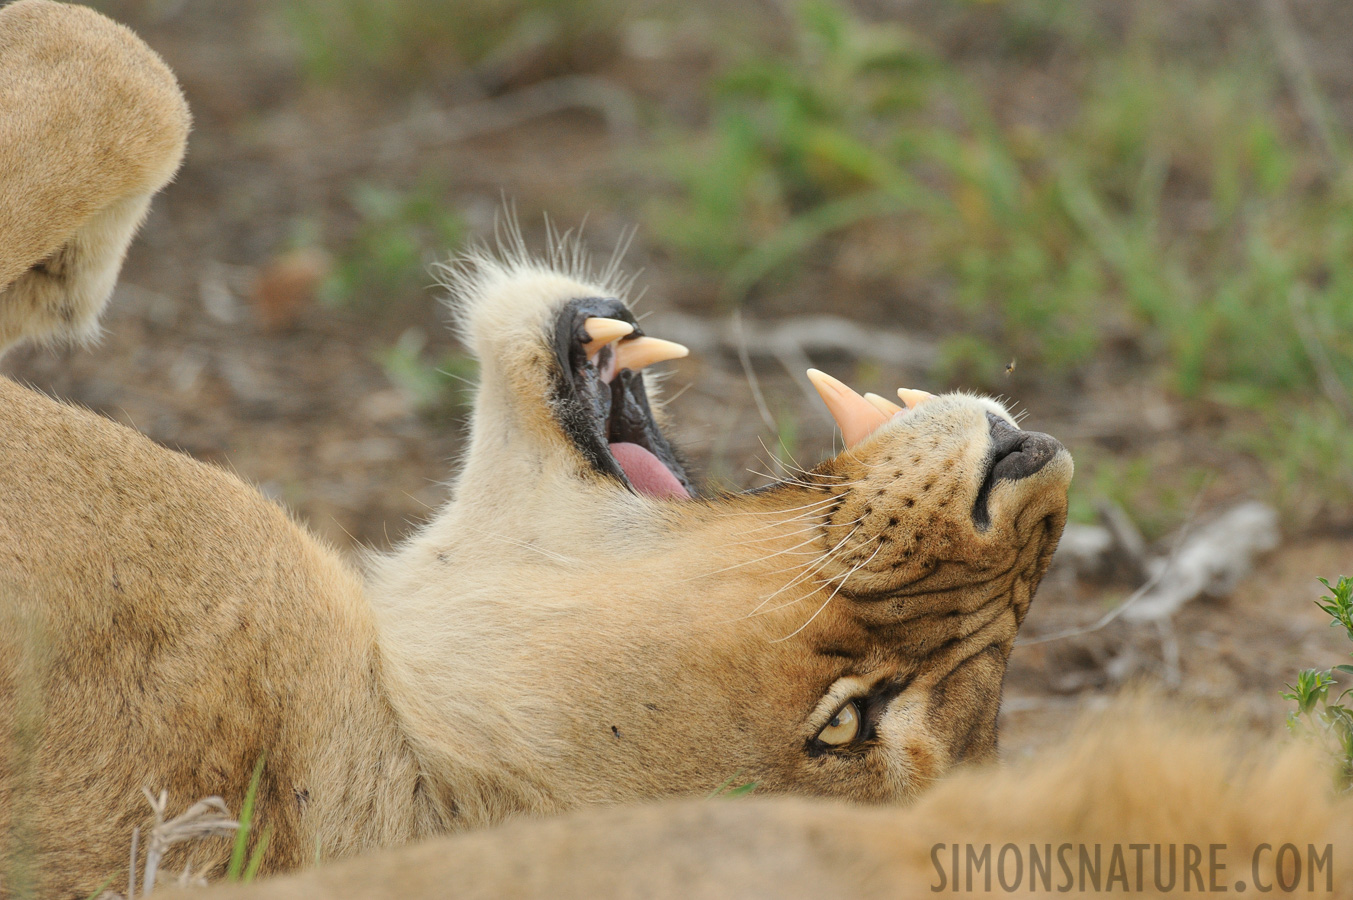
[360, 467, 644, 828]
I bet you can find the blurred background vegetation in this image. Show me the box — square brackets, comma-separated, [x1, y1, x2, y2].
[45, 0, 1353, 544]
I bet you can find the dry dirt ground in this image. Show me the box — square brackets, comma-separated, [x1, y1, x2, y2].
[4, 0, 1350, 759]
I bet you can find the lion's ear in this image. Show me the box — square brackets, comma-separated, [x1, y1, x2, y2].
[0, 0, 190, 353]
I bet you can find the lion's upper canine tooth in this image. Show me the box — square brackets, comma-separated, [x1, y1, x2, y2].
[863, 392, 905, 416]
[582, 317, 635, 357]
[896, 388, 936, 410]
[616, 336, 689, 372]
[806, 368, 891, 448]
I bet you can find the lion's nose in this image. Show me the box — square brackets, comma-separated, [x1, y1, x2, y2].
[972, 414, 1066, 530]
[985, 413, 1063, 483]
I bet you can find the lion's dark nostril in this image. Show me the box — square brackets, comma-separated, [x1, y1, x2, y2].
[972, 413, 1065, 530]
[986, 414, 1061, 483]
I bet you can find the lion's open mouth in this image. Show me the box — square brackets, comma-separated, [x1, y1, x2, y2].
[552, 298, 696, 500]
[551, 300, 1067, 512]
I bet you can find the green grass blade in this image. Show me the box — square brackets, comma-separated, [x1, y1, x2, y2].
[226, 754, 267, 882]
[242, 825, 274, 883]
[706, 770, 745, 799]
[83, 873, 116, 900]
[723, 190, 916, 302]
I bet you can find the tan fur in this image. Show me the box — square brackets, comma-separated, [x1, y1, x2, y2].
[0, 255, 1071, 896]
[0, 5, 1082, 898]
[159, 696, 1353, 899]
[0, 379, 445, 892]
[0, 0, 189, 352]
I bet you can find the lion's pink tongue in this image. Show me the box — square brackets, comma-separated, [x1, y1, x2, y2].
[609, 442, 690, 500]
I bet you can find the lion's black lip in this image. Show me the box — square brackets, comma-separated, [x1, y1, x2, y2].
[549, 297, 696, 497]
[971, 413, 1062, 531]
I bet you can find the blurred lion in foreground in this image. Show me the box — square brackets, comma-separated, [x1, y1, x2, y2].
[0, 2, 1347, 898]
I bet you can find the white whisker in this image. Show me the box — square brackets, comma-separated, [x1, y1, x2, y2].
[741, 521, 866, 618]
[460, 526, 580, 565]
[716, 527, 826, 551]
[722, 496, 843, 524]
[729, 505, 864, 539]
[677, 530, 831, 583]
[771, 538, 885, 642]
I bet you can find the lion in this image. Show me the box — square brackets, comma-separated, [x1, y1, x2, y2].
[12, 5, 1347, 900]
[0, 3, 1076, 896]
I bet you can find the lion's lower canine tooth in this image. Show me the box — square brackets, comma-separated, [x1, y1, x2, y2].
[896, 388, 936, 410]
[583, 317, 635, 356]
[616, 337, 689, 372]
[806, 368, 890, 448]
[863, 392, 905, 416]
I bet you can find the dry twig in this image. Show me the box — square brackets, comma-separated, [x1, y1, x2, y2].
[125, 789, 239, 898]
[1262, 0, 1349, 175]
[371, 75, 639, 165]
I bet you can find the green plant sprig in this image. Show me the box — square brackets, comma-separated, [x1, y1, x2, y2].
[1283, 575, 1353, 790]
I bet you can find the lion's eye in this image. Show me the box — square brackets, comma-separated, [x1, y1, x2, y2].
[817, 701, 861, 746]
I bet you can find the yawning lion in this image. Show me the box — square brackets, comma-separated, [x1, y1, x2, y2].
[4, 4, 1347, 900]
[0, 2, 1076, 895]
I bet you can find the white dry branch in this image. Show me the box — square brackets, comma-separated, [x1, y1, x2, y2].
[644, 311, 939, 401]
[1120, 502, 1280, 623]
[369, 75, 639, 165]
[121, 789, 239, 898]
[1030, 501, 1280, 645]
[1051, 500, 1150, 583]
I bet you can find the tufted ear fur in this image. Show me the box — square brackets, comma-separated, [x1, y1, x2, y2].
[0, 0, 190, 354]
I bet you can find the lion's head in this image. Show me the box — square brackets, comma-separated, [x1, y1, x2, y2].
[366, 236, 1072, 821]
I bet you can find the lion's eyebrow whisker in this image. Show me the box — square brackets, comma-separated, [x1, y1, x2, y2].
[722, 487, 876, 528]
[715, 535, 824, 557]
[743, 518, 866, 580]
[743, 470, 865, 494]
[727, 504, 839, 529]
[745, 467, 798, 484]
[747, 518, 866, 577]
[729, 505, 838, 535]
[742, 587, 820, 619]
[729, 518, 829, 536]
[770, 472, 867, 487]
[750, 440, 867, 487]
[762, 453, 860, 487]
[743, 559, 838, 619]
[732, 564, 834, 622]
[663, 381, 695, 406]
[722, 542, 850, 624]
